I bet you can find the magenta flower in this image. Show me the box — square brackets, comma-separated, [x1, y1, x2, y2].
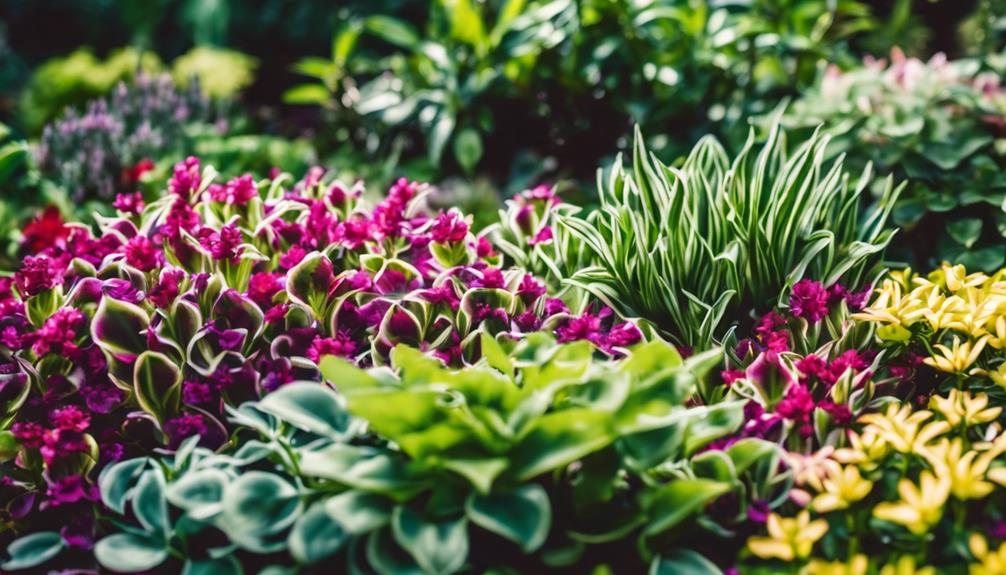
[14, 256, 62, 297]
[789, 279, 830, 322]
[248, 272, 283, 308]
[31, 308, 85, 357]
[124, 236, 161, 272]
[46, 475, 98, 507]
[164, 414, 209, 449]
[169, 156, 201, 198]
[430, 211, 469, 244]
[113, 192, 145, 215]
[307, 333, 357, 363]
[50, 406, 90, 433]
[199, 223, 244, 262]
[209, 174, 258, 205]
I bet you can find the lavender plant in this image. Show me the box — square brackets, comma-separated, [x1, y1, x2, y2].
[36, 73, 211, 204]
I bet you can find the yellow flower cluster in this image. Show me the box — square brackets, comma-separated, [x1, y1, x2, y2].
[747, 390, 1006, 570]
[853, 264, 1006, 376]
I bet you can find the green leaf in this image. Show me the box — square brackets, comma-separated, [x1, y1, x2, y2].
[510, 409, 614, 481]
[479, 332, 513, 379]
[133, 351, 182, 423]
[257, 382, 350, 439]
[365, 16, 420, 48]
[166, 467, 229, 520]
[325, 490, 394, 534]
[133, 467, 170, 540]
[428, 110, 456, 166]
[946, 218, 983, 248]
[299, 444, 422, 497]
[392, 507, 469, 575]
[182, 556, 244, 575]
[282, 84, 331, 105]
[1, 531, 65, 571]
[319, 355, 384, 394]
[91, 295, 151, 358]
[453, 128, 483, 174]
[100, 457, 149, 514]
[95, 533, 168, 573]
[220, 472, 302, 539]
[466, 485, 551, 552]
[641, 479, 730, 538]
[289, 502, 348, 564]
[650, 549, 723, 575]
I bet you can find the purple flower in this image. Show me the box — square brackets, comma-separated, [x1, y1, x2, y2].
[307, 333, 357, 363]
[209, 174, 258, 205]
[50, 406, 90, 433]
[124, 236, 161, 272]
[472, 267, 505, 289]
[113, 192, 145, 215]
[14, 256, 62, 297]
[517, 274, 546, 303]
[247, 272, 283, 308]
[148, 268, 185, 308]
[199, 224, 244, 262]
[430, 211, 469, 244]
[103, 278, 145, 304]
[169, 156, 202, 198]
[31, 308, 85, 357]
[46, 475, 98, 507]
[789, 279, 829, 322]
[183, 381, 214, 405]
[164, 414, 208, 449]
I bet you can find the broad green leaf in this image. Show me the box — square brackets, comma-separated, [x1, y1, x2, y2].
[91, 295, 150, 358]
[100, 457, 149, 514]
[133, 467, 170, 539]
[1, 531, 65, 571]
[220, 472, 302, 539]
[95, 533, 168, 573]
[325, 490, 394, 534]
[509, 409, 614, 481]
[365, 16, 420, 48]
[258, 382, 350, 438]
[641, 479, 730, 537]
[289, 502, 348, 564]
[466, 485, 551, 552]
[133, 351, 182, 423]
[182, 556, 244, 575]
[392, 507, 468, 575]
[650, 549, 723, 575]
[453, 128, 483, 174]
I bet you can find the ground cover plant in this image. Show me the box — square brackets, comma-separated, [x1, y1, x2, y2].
[7, 1, 1006, 574]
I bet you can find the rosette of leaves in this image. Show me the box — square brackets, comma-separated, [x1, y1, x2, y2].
[17, 334, 784, 574]
[558, 123, 903, 349]
[779, 50, 1006, 270]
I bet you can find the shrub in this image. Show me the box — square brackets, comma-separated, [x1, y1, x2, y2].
[779, 49, 1006, 270]
[556, 124, 903, 349]
[36, 73, 211, 205]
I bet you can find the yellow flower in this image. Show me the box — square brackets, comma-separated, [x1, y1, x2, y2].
[989, 361, 1006, 390]
[970, 533, 1006, 575]
[834, 429, 889, 471]
[812, 464, 874, 513]
[879, 556, 935, 575]
[859, 404, 950, 454]
[920, 290, 965, 331]
[872, 471, 950, 535]
[920, 438, 996, 500]
[923, 335, 989, 374]
[929, 263, 989, 293]
[747, 510, 828, 561]
[802, 555, 868, 575]
[929, 389, 1001, 428]
[851, 278, 925, 329]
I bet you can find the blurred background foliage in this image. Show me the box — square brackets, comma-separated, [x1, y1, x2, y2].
[1, 0, 1006, 269]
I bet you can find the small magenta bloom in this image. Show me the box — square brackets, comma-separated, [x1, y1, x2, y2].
[31, 308, 85, 357]
[722, 369, 746, 386]
[528, 226, 554, 246]
[556, 313, 603, 345]
[168, 156, 201, 198]
[517, 274, 547, 303]
[14, 256, 61, 297]
[50, 406, 90, 433]
[789, 279, 830, 322]
[46, 475, 98, 507]
[164, 414, 208, 448]
[209, 174, 258, 205]
[604, 321, 642, 352]
[124, 236, 161, 272]
[113, 192, 145, 215]
[199, 224, 244, 261]
[12, 421, 44, 448]
[148, 268, 185, 308]
[307, 333, 357, 362]
[472, 267, 505, 289]
[247, 272, 283, 308]
[430, 211, 469, 244]
[476, 236, 495, 259]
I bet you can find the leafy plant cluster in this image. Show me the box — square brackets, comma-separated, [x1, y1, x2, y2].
[1, 336, 783, 574]
[778, 48, 1006, 270]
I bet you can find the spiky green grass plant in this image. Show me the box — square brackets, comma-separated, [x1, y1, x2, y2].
[558, 124, 904, 348]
